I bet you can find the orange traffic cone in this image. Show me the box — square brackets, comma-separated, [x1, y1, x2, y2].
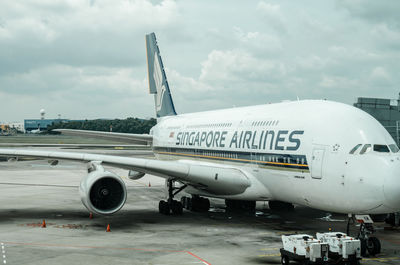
[106, 224, 111, 232]
[148, 182, 151, 187]
[41, 220, 46, 228]
[89, 213, 93, 219]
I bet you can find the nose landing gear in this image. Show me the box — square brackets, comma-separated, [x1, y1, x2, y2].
[347, 214, 381, 256]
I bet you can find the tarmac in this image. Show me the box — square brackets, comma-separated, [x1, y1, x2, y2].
[0, 148, 399, 265]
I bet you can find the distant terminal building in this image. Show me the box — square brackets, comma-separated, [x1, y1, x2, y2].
[8, 122, 24, 132]
[24, 119, 70, 133]
[0, 122, 24, 134]
[354, 95, 400, 145]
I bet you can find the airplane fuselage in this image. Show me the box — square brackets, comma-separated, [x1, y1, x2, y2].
[151, 100, 400, 214]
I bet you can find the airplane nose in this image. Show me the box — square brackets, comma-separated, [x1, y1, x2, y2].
[383, 166, 400, 211]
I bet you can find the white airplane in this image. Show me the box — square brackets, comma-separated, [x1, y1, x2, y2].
[0, 33, 399, 255]
[29, 125, 42, 134]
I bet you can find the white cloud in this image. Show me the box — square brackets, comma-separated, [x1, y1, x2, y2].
[257, 2, 287, 32]
[370, 66, 390, 83]
[199, 49, 286, 84]
[319, 75, 355, 88]
[0, 0, 180, 73]
[335, 0, 400, 27]
[370, 23, 400, 49]
[232, 27, 283, 55]
[1, 0, 400, 121]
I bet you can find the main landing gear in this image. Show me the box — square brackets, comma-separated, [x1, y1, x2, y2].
[158, 179, 186, 215]
[347, 215, 381, 256]
[268, 200, 295, 211]
[158, 179, 211, 215]
[225, 199, 256, 213]
[181, 195, 210, 212]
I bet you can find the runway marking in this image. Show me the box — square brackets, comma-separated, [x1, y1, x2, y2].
[4, 241, 212, 265]
[1, 243, 6, 264]
[186, 251, 211, 265]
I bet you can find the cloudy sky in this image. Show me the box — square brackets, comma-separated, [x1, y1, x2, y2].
[0, 0, 399, 122]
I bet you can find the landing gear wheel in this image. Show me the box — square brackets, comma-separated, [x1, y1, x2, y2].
[159, 200, 170, 215]
[367, 237, 381, 255]
[181, 196, 191, 210]
[360, 239, 367, 256]
[281, 255, 289, 265]
[159, 179, 187, 215]
[192, 196, 210, 212]
[225, 200, 256, 213]
[182, 196, 209, 212]
[200, 197, 210, 212]
[171, 200, 183, 215]
[268, 201, 294, 211]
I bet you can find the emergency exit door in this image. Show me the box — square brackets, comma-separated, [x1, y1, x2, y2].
[311, 148, 325, 179]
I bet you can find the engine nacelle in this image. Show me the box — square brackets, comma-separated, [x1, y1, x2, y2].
[79, 162, 127, 215]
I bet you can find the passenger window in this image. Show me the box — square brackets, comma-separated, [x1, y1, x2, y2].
[349, 144, 362, 154]
[389, 144, 399, 153]
[373, 145, 390, 153]
[359, 144, 372, 154]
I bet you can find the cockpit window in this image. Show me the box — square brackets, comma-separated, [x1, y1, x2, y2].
[373, 145, 390, 153]
[389, 144, 399, 153]
[349, 144, 362, 154]
[359, 144, 372, 154]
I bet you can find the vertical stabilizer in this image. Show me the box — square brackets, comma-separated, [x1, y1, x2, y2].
[145, 33, 177, 118]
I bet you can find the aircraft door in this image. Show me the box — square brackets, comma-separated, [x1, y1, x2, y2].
[311, 148, 325, 179]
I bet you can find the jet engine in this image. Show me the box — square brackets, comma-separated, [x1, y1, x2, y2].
[79, 161, 127, 215]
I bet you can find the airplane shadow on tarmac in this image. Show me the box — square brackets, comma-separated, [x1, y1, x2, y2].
[0, 204, 349, 233]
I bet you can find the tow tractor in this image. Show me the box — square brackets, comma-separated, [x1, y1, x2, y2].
[280, 232, 361, 265]
[316, 232, 361, 265]
[280, 234, 329, 265]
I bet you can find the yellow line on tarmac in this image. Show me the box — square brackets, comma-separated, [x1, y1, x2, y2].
[258, 253, 280, 257]
[362, 257, 400, 262]
[260, 248, 279, 251]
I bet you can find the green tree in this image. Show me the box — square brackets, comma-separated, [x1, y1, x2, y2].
[47, 118, 156, 134]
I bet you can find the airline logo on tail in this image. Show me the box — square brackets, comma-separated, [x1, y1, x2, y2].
[145, 32, 177, 118]
[153, 53, 166, 112]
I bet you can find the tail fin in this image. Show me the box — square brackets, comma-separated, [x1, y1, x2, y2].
[145, 33, 177, 118]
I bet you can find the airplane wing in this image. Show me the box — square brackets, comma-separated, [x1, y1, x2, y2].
[0, 148, 250, 196]
[0, 143, 151, 149]
[53, 129, 153, 145]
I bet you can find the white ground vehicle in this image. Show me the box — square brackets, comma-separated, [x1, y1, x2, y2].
[280, 234, 329, 265]
[316, 232, 361, 265]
